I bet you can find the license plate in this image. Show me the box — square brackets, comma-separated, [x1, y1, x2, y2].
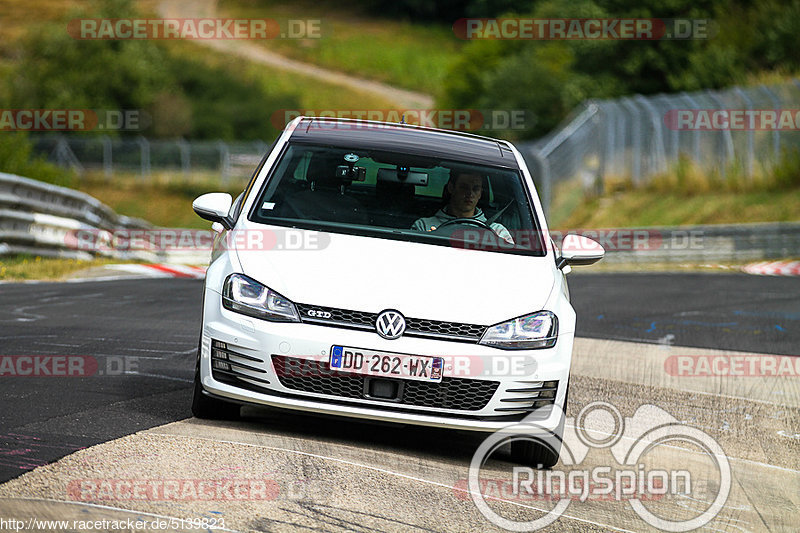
[330, 345, 443, 382]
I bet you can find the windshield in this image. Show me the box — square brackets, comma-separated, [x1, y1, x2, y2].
[249, 143, 546, 255]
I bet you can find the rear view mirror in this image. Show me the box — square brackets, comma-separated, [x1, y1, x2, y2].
[376, 167, 428, 186]
[556, 234, 604, 269]
[335, 165, 366, 181]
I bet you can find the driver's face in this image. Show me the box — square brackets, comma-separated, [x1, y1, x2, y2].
[447, 173, 482, 216]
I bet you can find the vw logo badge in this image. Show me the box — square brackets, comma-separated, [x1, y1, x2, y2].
[375, 310, 406, 340]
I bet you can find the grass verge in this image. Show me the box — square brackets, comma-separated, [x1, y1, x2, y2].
[219, 0, 459, 96]
[558, 187, 800, 229]
[76, 172, 242, 229]
[0, 255, 132, 282]
[554, 154, 800, 228]
[163, 39, 398, 115]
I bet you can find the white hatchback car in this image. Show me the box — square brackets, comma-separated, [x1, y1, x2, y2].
[192, 117, 603, 466]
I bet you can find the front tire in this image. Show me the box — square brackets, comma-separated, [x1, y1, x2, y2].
[510, 383, 569, 469]
[510, 433, 562, 469]
[191, 359, 240, 420]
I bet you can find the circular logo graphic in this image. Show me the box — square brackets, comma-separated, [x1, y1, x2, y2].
[375, 310, 406, 340]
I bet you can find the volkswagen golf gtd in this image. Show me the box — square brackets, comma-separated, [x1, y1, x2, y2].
[191, 116, 604, 466]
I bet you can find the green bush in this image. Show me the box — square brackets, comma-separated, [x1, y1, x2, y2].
[439, 0, 800, 139]
[3, 0, 298, 141]
[771, 148, 800, 190]
[0, 133, 76, 187]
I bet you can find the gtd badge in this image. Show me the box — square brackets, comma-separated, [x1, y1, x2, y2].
[307, 309, 332, 319]
[375, 310, 406, 340]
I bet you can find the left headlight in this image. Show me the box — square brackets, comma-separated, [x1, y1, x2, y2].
[222, 273, 299, 322]
[479, 311, 558, 350]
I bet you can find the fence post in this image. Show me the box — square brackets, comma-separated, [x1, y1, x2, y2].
[53, 135, 85, 175]
[101, 135, 113, 180]
[681, 92, 701, 164]
[621, 98, 641, 185]
[634, 94, 668, 177]
[705, 90, 734, 178]
[177, 138, 191, 179]
[599, 101, 614, 192]
[527, 148, 552, 221]
[656, 95, 679, 164]
[733, 87, 754, 177]
[615, 100, 626, 177]
[217, 140, 230, 187]
[759, 85, 781, 163]
[136, 136, 150, 179]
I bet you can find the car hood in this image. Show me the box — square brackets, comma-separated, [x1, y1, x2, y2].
[233, 228, 556, 326]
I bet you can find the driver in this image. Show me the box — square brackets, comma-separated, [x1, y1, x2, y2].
[412, 171, 514, 243]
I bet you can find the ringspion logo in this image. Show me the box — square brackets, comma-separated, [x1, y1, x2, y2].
[469, 402, 731, 531]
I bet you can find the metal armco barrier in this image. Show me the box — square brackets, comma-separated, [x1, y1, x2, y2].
[0, 172, 157, 260]
[1, 172, 797, 264]
[551, 223, 800, 263]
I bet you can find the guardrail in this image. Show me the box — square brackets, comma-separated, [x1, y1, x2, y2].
[1, 171, 797, 265]
[0, 172, 158, 260]
[551, 222, 800, 263]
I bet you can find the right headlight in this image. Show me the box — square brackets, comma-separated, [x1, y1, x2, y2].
[222, 273, 299, 322]
[479, 311, 558, 350]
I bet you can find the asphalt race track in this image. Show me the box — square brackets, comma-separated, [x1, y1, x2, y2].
[570, 273, 799, 354]
[0, 273, 798, 532]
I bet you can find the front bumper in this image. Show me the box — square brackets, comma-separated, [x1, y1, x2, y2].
[199, 287, 572, 433]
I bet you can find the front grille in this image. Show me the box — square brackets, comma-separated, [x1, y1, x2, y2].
[272, 355, 498, 411]
[404, 317, 486, 340]
[295, 303, 486, 342]
[211, 340, 270, 394]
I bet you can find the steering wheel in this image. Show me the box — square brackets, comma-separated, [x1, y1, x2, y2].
[435, 218, 493, 231]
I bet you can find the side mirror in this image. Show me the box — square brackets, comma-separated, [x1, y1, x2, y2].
[193, 193, 234, 229]
[556, 234, 604, 270]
